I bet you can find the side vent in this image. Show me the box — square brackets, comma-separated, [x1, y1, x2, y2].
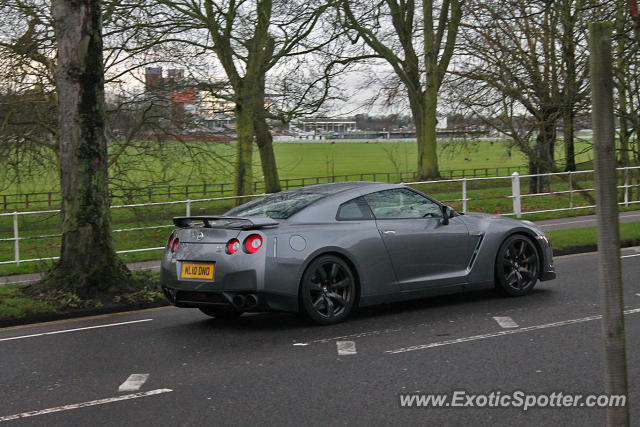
[467, 233, 485, 270]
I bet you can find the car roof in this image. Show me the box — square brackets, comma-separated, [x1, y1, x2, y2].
[282, 181, 383, 195]
[285, 181, 404, 223]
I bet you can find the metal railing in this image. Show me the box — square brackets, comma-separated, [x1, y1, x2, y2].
[0, 166, 526, 211]
[1, 166, 639, 266]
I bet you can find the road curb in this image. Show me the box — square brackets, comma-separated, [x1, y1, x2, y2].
[0, 300, 169, 329]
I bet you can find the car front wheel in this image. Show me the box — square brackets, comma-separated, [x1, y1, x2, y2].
[495, 235, 539, 296]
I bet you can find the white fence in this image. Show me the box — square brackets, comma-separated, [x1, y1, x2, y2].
[1, 167, 639, 266]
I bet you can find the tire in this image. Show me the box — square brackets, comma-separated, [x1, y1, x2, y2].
[198, 307, 243, 319]
[495, 234, 540, 296]
[300, 255, 357, 325]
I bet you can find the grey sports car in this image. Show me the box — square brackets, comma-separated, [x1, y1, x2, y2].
[160, 182, 555, 324]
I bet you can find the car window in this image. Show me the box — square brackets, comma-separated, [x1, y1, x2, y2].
[225, 192, 326, 219]
[363, 188, 442, 219]
[336, 197, 374, 221]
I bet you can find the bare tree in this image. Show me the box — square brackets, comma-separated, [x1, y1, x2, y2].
[615, 0, 640, 167]
[150, 0, 342, 197]
[40, 0, 130, 297]
[340, 0, 463, 179]
[451, 0, 597, 192]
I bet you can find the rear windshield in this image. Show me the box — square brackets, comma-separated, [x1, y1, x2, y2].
[225, 192, 326, 219]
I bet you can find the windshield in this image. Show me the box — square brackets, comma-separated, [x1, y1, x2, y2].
[225, 192, 326, 219]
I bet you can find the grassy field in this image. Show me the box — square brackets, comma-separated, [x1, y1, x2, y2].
[1, 138, 595, 194]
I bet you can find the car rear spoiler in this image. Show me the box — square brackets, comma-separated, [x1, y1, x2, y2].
[173, 216, 279, 230]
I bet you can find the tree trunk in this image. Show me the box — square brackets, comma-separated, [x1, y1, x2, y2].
[233, 98, 254, 200]
[563, 108, 576, 171]
[561, 0, 577, 172]
[42, 0, 130, 298]
[254, 115, 281, 193]
[616, 0, 631, 166]
[253, 79, 280, 193]
[418, 83, 440, 179]
[529, 116, 556, 193]
[590, 21, 630, 427]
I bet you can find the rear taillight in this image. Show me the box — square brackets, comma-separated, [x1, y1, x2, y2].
[167, 232, 175, 248]
[244, 234, 263, 254]
[226, 238, 240, 254]
[171, 237, 179, 252]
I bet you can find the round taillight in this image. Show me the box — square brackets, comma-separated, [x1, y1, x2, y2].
[171, 237, 179, 252]
[226, 238, 240, 254]
[167, 232, 175, 248]
[244, 234, 263, 254]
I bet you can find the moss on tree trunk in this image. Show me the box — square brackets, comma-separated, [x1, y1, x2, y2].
[40, 0, 131, 300]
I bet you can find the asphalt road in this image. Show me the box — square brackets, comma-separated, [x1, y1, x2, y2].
[1, 248, 639, 426]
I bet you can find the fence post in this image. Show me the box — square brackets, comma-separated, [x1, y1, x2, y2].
[511, 172, 522, 218]
[569, 171, 574, 209]
[186, 200, 191, 217]
[624, 167, 629, 208]
[13, 212, 20, 265]
[462, 178, 468, 213]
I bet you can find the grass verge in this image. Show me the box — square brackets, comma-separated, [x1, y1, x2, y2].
[547, 222, 640, 253]
[0, 270, 165, 327]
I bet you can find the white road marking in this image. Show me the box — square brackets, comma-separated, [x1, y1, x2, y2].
[118, 374, 150, 392]
[336, 340, 357, 355]
[493, 316, 519, 328]
[0, 319, 153, 343]
[0, 389, 172, 422]
[621, 253, 640, 259]
[293, 327, 403, 346]
[386, 308, 640, 355]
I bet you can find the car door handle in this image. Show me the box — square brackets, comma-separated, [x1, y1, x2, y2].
[381, 230, 396, 235]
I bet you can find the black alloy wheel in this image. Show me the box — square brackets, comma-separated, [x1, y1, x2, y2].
[301, 255, 356, 325]
[496, 235, 539, 296]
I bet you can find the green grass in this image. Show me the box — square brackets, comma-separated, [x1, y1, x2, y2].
[0, 270, 164, 321]
[547, 222, 640, 251]
[2, 138, 595, 194]
[0, 285, 56, 319]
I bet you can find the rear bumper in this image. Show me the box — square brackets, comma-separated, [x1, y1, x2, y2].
[160, 253, 299, 313]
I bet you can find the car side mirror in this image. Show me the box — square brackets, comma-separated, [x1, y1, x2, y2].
[440, 205, 450, 225]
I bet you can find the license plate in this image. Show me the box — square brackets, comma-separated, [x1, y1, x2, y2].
[181, 263, 214, 280]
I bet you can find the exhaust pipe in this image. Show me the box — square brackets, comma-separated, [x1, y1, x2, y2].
[245, 294, 258, 309]
[232, 294, 246, 309]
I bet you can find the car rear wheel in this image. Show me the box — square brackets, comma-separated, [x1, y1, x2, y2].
[198, 307, 243, 319]
[495, 235, 539, 296]
[300, 255, 356, 325]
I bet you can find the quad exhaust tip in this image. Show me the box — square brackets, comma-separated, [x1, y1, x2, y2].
[231, 293, 258, 309]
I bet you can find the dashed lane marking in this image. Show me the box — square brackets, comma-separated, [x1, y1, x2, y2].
[493, 316, 519, 328]
[118, 374, 150, 392]
[336, 341, 357, 355]
[386, 308, 640, 355]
